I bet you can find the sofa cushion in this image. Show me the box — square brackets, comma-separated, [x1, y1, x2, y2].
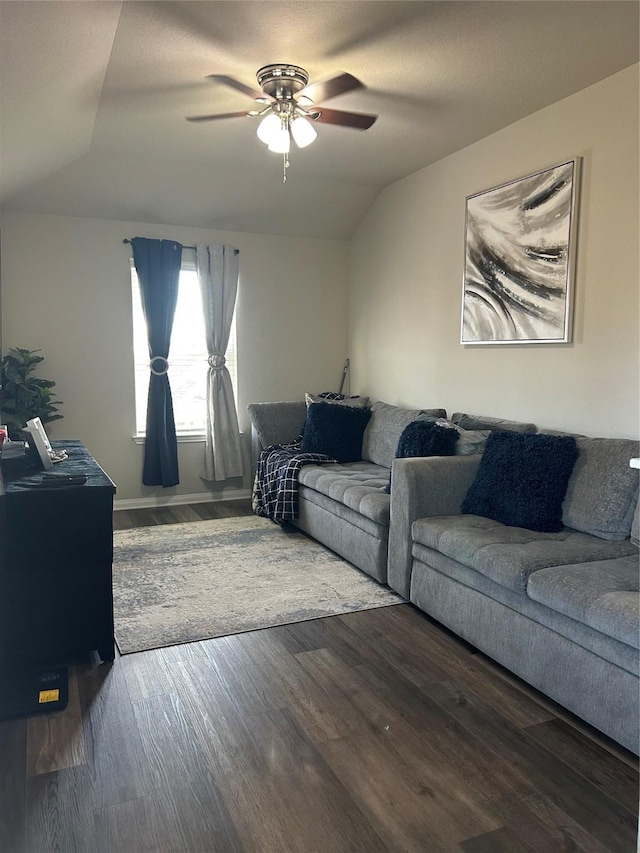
[361, 401, 446, 468]
[248, 400, 307, 448]
[448, 424, 491, 456]
[430, 418, 491, 455]
[561, 437, 640, 540]
[300, 402, 371, 463]
[298, 462, 390, 526]
[410, 543, 639, 675]
[411, 514, 638, 594]
[461, 431, 578, 533]
[451, 412, 537, 433]
[527, 555, 640, 649]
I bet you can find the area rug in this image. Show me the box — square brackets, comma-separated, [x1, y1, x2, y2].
[112, 516, 404, 654]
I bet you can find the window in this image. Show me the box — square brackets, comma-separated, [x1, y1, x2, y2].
[131, 261, 238, 437]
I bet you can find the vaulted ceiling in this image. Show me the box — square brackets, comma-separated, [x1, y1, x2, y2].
[1, 1, 638, 239]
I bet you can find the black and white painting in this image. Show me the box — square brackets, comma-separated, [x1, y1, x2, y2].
[461, 159, 581, 344]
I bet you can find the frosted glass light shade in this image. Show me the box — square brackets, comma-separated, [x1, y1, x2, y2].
[267, 127, 291, 154]
[256, 114, 281, 145]
[291, 116, 317, 148]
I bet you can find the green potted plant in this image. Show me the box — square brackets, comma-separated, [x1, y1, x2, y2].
[0, 348, 63, 439]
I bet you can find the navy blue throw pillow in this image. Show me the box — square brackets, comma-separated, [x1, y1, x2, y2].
[385, 421, 460, 492]
[396, 420, 459, 458]
[300, 402, 371, 463]
[461, 431, 579, 532]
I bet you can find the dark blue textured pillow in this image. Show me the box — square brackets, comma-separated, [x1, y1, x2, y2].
[396, 420, 459, 458]
[385, 421, 460, 492]
[300, 402, 371, 463]
[461, 431, 579, 532]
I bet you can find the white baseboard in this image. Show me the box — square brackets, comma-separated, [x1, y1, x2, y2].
[114, 489, 252, 511]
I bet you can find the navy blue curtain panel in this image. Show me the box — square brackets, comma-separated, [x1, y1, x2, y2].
[131, 237, 183, 487]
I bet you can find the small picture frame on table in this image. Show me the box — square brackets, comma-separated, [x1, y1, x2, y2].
[23, 421, 53, 470]
[26, 417, 53, 452]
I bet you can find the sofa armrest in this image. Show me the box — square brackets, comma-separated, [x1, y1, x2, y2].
[387, 455, 481, 598]
[247, 401, 307, 472]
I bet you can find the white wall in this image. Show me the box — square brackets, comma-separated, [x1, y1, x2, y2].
[349, 65, 639, 438]
[0, 213, 348, 501]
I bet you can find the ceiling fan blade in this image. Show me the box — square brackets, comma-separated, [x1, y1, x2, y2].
[312, 107, 377, 130]
[186, 111, 251, 123]
[206, 74, 272, 102]
[298, 72, 363, 104]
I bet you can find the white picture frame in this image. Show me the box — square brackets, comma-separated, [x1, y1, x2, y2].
[23, 425, 53, 470]
[461, 158, 581, 345]
[26, 417, 52, 452]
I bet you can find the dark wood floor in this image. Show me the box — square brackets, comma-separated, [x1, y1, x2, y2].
[1, 501, 637, 853]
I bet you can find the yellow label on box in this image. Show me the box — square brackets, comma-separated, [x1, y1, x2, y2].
[38, 689, 60, 704]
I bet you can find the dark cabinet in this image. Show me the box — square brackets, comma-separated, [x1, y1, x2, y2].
[0, 440, 116, 667]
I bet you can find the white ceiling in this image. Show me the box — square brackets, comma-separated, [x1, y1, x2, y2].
[1, 1, 638, 239]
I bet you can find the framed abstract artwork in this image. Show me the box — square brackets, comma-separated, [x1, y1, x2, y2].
[461, 158, 581, 345]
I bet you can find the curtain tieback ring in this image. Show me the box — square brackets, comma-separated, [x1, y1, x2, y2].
[208, 353, 226, 369]
[149, 356, 169, 376]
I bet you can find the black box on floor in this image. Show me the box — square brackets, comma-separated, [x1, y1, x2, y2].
[0, 666, 68, 720]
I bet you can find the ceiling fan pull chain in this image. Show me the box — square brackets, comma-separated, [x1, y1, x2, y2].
[282, 153, 290, 184]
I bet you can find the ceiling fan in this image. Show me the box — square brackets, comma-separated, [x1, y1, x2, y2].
[186, 64, 378, 181]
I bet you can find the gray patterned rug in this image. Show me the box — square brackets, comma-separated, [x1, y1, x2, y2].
[112, 516, 403, 654]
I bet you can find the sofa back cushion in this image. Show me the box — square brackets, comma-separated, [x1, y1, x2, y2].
[434, 419, 491, 455]
[248, 401, 307, 449]
[361, 401, 447, 468]
[562, 437, 640, 540]
[451, 412, 537, 433]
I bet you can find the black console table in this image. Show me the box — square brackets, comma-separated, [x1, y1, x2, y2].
[0, 440, 116, 668]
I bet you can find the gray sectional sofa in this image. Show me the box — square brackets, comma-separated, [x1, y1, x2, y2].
[249, 399, 639, 752]
[390, 440, 639, 754]
[248, 400, 447, 582]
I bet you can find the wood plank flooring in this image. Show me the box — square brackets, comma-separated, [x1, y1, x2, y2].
[1, 500, 637, 853]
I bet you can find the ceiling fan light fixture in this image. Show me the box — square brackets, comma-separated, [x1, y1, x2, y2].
[256, 113, 282, 145]
[189, 64, 377, 182]
[267, 125, 291, 154]
[290, 116, 317, 148]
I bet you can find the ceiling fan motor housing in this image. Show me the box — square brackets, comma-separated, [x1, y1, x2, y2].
[257, 64, 310, 99]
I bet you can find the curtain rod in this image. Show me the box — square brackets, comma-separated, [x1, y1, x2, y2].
[122, 239, 239, 255]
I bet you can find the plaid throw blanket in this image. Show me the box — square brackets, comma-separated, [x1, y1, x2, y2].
[252, 443, 335, 523]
